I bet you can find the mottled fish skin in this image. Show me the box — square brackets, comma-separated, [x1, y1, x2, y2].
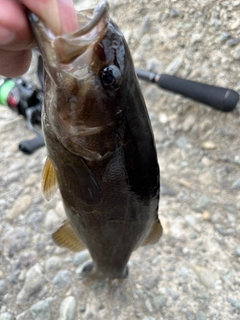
[29, 1, 162, 279]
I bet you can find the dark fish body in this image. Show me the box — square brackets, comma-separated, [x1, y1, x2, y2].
[29, 1, 162, 278]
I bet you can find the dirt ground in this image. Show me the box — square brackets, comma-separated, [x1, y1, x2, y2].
[0, 0, 240, 319]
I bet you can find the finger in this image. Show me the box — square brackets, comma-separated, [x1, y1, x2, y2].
[0, 0, 33, 51]
[21, 0, 78, 35]
[0, 49, 32, 77]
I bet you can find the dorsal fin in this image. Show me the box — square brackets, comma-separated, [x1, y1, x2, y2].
[41, 157, 58, 201]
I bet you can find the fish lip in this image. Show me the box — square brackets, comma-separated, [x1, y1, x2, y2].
[65, 1, 109, 39]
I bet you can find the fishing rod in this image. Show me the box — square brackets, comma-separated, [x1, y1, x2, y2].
[0, 55, 239, 154]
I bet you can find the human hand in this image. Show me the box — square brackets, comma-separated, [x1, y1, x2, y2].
[0, 0, 78, 77]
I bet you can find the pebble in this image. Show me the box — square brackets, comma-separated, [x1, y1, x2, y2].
[58, 296, 76, 320]
[196, 310, 206, 320]
[141, 16, 151, 34]
[191, 265, 219, 288]
[182, 114, 196, 132]
[151, 295, 168, 311]
[231, 179, 240, 190]
[45, 256, 62, 272]
[232, 45, 240, 60]
[190, 34, 202, 45]
[220, 32, 231, 43]
[193, 195, 212, 211]
[228, 38, 240, 47]
[3, 227, 30, 256]
[161, 183, 178, 197]
[55, 202, 66, 220]
[45, 209, 61, 231]
[20, 251, 37, 268]
[53, 270, 71, 289]
[17, 264, 45, 305]
[146, 57, 163, 74]
[228, 297, 240, 309]
[25, 173, 39, 186]
[175, 135, 188, 148]
[28, 211, 44, 231]
[0, 313, 13, 320]
[6, 195, 32, 220]
[201, 141, 216, 149]
[165, 56, 183, 75]
[30, 298, 53, 320]
[73, 250, 91, 266]
[170, 8, 179, 17]
[235, 246, 240, 257]
[0, 280, 6, 296]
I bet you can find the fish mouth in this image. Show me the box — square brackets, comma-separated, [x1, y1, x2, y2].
[55, 1, 109, 64]
[29, 1, 109, 65]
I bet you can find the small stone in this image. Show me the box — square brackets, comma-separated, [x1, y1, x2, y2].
[201, 141, 216, 149]
[201, 211, 211, 220]
[45, 209, 61, 231]
[20, 251, 37, 268]
[17, 264, 45, 305]
[73, 250, 90, 266]
[55, 202, 66, 220]
[25, 173, 39, 186]
[228, 297, 240, 309]
[231, 179, 240, 190]
[58, 296, 76, 320]
[182, 114, 196, 132]
[152, 295, 168, 311]
[53, 270, 71, 289]
[196, 311, 206, 320]
[170, 8, 179, 17]
[232, 45, 240, 60]
[192, 265, 219, 288]
[220, 32, 231, 43]
[228, 38, 240, 47]
[161, 183, 178, 197]
[141, 16, 151, 34]
[45, 256, 62, 272]
[146, 57, 163, 74]
[6, 195, 32, 220]
[79, 305, 86, 313]
[165, 56, 183, 75]
[158, 113, 168, 124]
[30, 298, 53, 320]
[3, 227, 30, 256]
[0, 280, 6, 296]
[229, 19, 240, 30]
[175, 136, 188, 148]
[193, 195, 212, 211]
[0, 313, 13, 320]
[28, 212, 44, 231]
[190, 34, 202, 45]
[235, 246, 240, 257]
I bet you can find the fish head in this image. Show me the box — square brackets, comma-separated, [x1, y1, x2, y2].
[29, 1, 135, 160]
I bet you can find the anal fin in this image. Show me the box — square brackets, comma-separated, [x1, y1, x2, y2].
[52, 221, 86, 252]
[41, 157, 58, 201]
[141, 219, 163, 246]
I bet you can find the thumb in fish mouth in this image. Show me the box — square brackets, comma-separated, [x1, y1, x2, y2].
[21, 0, 78, 35]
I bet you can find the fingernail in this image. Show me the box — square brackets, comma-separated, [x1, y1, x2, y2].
[0, 26, 15, 45]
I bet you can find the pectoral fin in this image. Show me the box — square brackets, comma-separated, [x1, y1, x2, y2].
[41, 157, 58, 201]
[52, 221, 85, 252]
[141, 219, 163, 246]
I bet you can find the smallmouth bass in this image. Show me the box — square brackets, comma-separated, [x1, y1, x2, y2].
[29, 1, 162, 279]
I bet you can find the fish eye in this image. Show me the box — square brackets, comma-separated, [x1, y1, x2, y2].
[100, 65, 121, 91]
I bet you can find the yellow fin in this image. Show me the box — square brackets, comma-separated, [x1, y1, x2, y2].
[41, 157, 58, 201]
[52, 221, 86, 252]
[141, 219, 163, 246]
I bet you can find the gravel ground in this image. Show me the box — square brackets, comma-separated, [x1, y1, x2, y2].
[1, 0, 240, 319]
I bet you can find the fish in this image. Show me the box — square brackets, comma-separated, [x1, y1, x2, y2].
[29, 1, 162, 279]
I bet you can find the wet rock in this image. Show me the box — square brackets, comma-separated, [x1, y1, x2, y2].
[6, 195, 32, 220]
[53, 270, 71, 289]
[30, 298, 53, 320]
[58, 296, 76, 320]
[17, 264, 45, 305]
